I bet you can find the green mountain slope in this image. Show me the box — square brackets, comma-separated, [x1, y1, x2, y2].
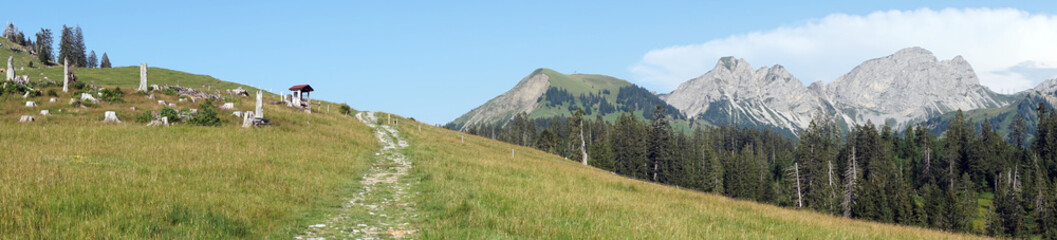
[449, 68, 682, 130]
[925, 91, 1052, 141]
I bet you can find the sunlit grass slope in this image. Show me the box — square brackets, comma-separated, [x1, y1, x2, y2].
[399, 116, 983, 239]
[0, 64, 376, 238]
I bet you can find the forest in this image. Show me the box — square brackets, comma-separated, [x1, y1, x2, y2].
[455, 103, 1057, 238]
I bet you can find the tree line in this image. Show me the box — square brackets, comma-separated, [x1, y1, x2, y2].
[3, 22, 110, 68]
[455, 103, 1057, 238]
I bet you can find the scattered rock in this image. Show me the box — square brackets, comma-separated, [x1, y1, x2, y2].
[232, 111, 242, 117]
[49, 97, 56, 103]
[19, 115, 34, 123]
[168, 103, 176, 107]
[228, 87, 248, 96]
[39, 110, 49, 116]
[25, 101, 36, 107]
[220, 102, 234, 110]
[103, 111, 121, 123]
[158, 100, 166, 105]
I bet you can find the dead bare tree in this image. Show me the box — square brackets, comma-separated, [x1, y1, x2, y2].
[843, 145, 858, 218]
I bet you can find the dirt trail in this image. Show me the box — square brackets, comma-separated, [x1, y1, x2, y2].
[296, 112, 416, 240]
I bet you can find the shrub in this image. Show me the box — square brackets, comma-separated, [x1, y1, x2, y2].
[101, 87, 124, 103]
[339, 104, 353, 115]
[161, 88, 178, 97]
[160, 107, 179, 122]
[190, 101, 222, 126]
[71, 81, 86, 90]
[135, 111, 153, 123]
[46, 89, 58, 97]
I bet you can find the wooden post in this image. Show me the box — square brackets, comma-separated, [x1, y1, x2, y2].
[461, 135, 464, 143]
[511, 149, 514, 158]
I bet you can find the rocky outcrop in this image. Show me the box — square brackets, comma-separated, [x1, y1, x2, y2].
[819, 47, 1008, 126]
[663, 57, 828, 133]
[452, 70, 550, 130]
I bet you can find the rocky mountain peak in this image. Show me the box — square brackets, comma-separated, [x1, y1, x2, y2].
[823, 47, 1005, 125]
[1034, 78, 1057, 95]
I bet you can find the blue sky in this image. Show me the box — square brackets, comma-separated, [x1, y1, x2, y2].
[4, 1, 1057, 124]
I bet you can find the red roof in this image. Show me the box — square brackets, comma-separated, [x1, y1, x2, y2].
[288, 84, 313, 92]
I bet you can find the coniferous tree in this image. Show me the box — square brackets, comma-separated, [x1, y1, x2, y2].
[795, 112, 841, 214]
[648, 105, 674, 183]
[100, 52, 111, 68]
[58, 25, 76, 67]
[87, 50, 97, 68]
[74, 25, 86, 67]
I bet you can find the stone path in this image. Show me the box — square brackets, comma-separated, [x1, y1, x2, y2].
[296, 112, 417, 240]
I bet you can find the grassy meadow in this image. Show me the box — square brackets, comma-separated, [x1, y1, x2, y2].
[0, 58, 377, 238]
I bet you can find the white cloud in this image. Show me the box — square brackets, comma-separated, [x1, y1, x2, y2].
[630, 8, 1057, 93]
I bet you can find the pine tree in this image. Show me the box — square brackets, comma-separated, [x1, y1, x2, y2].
[100, 52, 111, 68]
[1010, 114, 1027, 149]
[58, 25, 76, 67]
[74, 25, 86, 67]
[87, 50, 97, 68]
[648, 105, 674, 183]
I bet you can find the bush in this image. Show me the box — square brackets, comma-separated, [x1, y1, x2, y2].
[339, 104, 353, 115]
[101, 87, 124, 103]
[190, 101, 222, 126]
[135, 111, 153, 123]
[70, 81, 86, 90]
[160, 107, 179, 122]
[161, 88, 178, 97]
[46, 89, 58, 97]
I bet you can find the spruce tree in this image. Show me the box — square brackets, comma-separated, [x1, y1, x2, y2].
[87, 50, 97, 68]
[100, 52, 111, 68]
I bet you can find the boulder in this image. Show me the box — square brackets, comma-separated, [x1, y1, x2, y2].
[103, 111, 121, 123]
[49, 97, 56, 103]
[19, 115, 34, 123]
[220, 102, 234, 110]
[25, 101, 36, 107]
[158, 100, 166, 105]
[232, 111, 242, 117]
[40, 110, 50, 116]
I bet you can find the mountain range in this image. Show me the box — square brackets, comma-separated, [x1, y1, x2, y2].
[452, 47, 1048, 137]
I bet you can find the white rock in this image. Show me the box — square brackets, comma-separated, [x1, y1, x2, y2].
[49, 97, 56, 103]
[25, 101, 36, 107]
[158, 100, 166, 105]
[40, 110, 50, 116]
[19, 115, 34, 123]
[220, 102, 234, 110]
[232, 111, 242, 117]
[168, 103, 175, 107]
